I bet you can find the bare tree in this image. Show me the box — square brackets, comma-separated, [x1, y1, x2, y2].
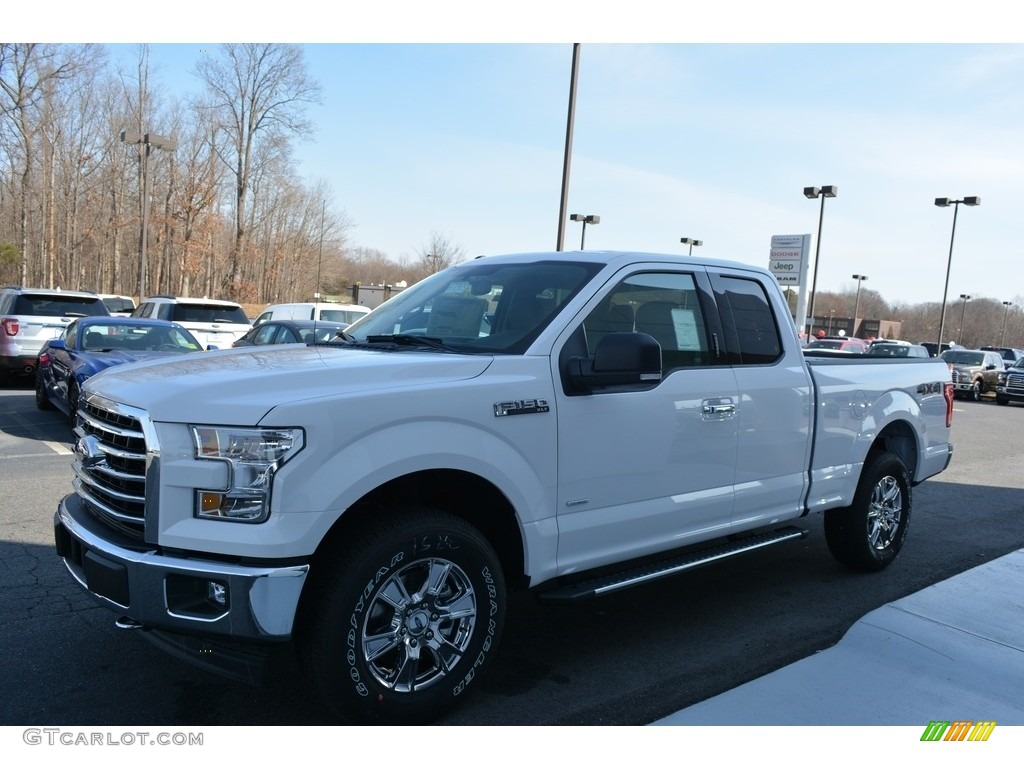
[196, 44, 321, 300]
[0, 43, 98, 284]
[416, 231, 465, 277]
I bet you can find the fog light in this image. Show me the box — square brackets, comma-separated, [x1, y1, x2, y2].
[207, 581, 228, 607]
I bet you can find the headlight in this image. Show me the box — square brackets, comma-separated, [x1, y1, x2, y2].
[191, 426, 304, 523]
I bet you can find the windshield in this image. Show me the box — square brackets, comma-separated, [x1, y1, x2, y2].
[80, 322, 202, 353]
[344, 259, 601, 353]
[941, 351, 985, 366]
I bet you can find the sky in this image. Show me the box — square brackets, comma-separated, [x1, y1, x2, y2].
[13, 5, 1024, 310]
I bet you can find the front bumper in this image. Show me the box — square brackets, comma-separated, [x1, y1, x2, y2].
[54, 493, 309, 641]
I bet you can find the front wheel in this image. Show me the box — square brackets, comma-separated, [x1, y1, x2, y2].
[996, 394, 1010, 406]
[297, 508, 506, 724]
[970, 380, 982, 402]
[67, 381, 79, 428]
[824, 451, 910, 572]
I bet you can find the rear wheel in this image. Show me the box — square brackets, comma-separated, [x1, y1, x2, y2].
[35, 371, 54, 410]
[825, 451, 910, 572]
[297, 507, 506, 724]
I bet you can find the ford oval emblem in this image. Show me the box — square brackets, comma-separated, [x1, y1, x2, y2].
[75, 435, 105, 468]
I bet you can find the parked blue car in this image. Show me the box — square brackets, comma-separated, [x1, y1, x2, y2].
[35, 316, 205, 427]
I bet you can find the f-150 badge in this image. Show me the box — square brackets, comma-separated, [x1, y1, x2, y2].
[493, 399, 550, 417]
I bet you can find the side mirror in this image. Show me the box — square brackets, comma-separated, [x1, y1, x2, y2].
[206, 344, 219, 351]
[49, 339, 67, 351]
[569, 332, 662, 391]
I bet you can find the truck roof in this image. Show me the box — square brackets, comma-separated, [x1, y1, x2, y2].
[473, 250, 772, 275]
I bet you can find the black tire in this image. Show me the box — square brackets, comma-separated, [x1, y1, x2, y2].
[35, 371, 54, 411]
[297, 507, 506, 724]
[824, 451, 910, 572]
[996, 394, 1010, 406]
[970, 380, 982, 402]
[67, 381, 79, 428]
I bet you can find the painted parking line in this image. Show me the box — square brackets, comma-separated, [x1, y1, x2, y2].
[0, 411, 74, 455]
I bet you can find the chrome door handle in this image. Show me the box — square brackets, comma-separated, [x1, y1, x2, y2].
[702, 398, 736, 420]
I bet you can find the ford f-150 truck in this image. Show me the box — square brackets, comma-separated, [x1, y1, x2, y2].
[54, 250, 954, 724]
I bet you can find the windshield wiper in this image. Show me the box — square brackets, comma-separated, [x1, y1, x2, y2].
[365, 334, 459, 352]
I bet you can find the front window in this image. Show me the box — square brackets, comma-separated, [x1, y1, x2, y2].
[345, 260, 601, 354]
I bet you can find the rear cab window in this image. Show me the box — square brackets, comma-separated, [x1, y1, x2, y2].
[709, 274, 783, 365]
[171, 304, 250, 324]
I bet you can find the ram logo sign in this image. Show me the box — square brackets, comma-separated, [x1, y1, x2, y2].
[920, 721, 996, 741]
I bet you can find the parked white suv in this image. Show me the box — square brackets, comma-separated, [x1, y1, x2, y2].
[132, 295, 251, 348]
[0, 286, 109, 383]
[253, 302, 371, 327]
[98, 294, 137, 317]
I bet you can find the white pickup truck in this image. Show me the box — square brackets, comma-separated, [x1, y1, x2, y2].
[55, 250, 954, 724]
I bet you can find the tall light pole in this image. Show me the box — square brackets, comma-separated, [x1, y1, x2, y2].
[570, 213, 600, 250]
[121, 130, 177, 300]
[852, 274, 867, 336]
[958, 294, 972, 345]
[935, 196, 980, 351]
[804, 185, 837, 336]
[556, 44, 581, 252]
[680, 237, 702, 255]
[1001, 301, 1013, 346]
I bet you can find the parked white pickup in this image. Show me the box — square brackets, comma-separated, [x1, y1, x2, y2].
[55, 250, 954, 724]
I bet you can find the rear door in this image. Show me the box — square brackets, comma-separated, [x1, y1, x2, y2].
[707, 270, 813, 529]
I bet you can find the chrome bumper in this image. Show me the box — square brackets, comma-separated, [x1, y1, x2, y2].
[54, 493, 308, 641]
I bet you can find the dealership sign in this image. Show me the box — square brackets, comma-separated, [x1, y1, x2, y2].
[768, 234, 810, 286]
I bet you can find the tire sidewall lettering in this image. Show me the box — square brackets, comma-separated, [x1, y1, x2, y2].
[345, 549, 407, 698]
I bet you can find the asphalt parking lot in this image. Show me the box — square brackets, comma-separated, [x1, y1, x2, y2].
[2, 380, 1023, 728]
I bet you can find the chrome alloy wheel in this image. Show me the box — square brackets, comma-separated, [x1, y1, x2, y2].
[867, 475, 903, 551]
[361, 558, 478, 692]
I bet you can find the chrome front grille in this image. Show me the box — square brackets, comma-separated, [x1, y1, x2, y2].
[73, 394, 149, 540]
[1007, 372, 1024, 393]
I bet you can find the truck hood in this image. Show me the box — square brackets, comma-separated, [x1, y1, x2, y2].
[82, 345, 493, 423]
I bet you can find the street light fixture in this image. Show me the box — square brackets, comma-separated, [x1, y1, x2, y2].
[934, 196, 980, 352]
[804, 185, 837, 336]
[680, 237, 703, 256]
[852, 274, 868, 334]
[569, 213, 600, 250]
[958, 294, 972, 345]
[121, 130, 177, 300]
[1001, 301, 1013, 346]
